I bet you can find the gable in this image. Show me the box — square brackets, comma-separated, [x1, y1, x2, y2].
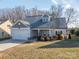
[0, 20, 13, 35]
[12, 21, 29, 28]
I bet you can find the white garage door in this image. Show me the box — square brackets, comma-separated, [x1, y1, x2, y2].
[12, 28, 30, 40]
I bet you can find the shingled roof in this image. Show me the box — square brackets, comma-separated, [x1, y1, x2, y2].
[12, 15, 66, 29]
[31, 19, 47, 28]
[31, 18, 67, 29]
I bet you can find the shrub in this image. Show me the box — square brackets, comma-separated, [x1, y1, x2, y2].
[57, 34, 64, 40]
[41, 36, 45, 41]
[40, 35, 51, 41]
[53, 35, 58, 40]
[50, 37, 53, 41]
[60, 34, 64, 40]
[68, 34, 72, 39]
[70, 29, 75, 34]
[46, 36, 50, 41]
[75, 30, 79, 36]
[44, 36, 47, 41]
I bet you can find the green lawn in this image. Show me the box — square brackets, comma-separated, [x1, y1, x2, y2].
[0, 37, 79, 59]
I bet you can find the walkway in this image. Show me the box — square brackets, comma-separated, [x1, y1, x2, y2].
[0, 39, 27, 51]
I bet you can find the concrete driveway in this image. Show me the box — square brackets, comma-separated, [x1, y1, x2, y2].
[0, 39, 27, 51]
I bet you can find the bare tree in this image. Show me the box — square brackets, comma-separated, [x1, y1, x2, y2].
[31, 7, 38, 16]
[65, 7, 79, 34]
[30, 7, 49, 16]
[0, 9, 8, 20]
[50, 5, 63, 19]
[0, 6, 50, 22]
[13, 6, 26, 20]
[26, 9, 31, 16]
[65, 7, 78, 25]
[50, 5, 64, 29]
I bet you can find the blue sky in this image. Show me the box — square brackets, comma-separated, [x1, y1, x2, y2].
[0, 0, 79, 11]
[0, 0, 79, 27]
[0, 0, 53, 10]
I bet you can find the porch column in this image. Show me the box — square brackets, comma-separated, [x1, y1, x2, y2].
[38, 29, 40, 36]
[49, 29, 52, 37]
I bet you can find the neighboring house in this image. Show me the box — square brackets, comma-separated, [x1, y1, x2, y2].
[0, 20, 12, 39]
[11, 20, 30, 40]
[11, 15, 67, 40]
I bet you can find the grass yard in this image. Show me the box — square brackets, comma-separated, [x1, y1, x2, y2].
[0, 37, 79, 59]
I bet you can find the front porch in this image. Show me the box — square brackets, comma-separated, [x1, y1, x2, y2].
[31, 28, 55, 37]
[31, 28, 67, 38]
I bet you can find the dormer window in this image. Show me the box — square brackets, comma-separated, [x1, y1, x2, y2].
[40, 15, 49, 22]
[42, 19, 48, 22]
[41, 17, 48, 22]
[50, 17, 52, 21]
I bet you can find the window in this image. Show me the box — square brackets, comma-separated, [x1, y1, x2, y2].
[55, 31, 63, 35]
[60, 31, 62, 34]
[56, 31, 57, 35]
[2, 32, 4, 37]
[42, 18, 48, 22]
[50, 17, 52, 21]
